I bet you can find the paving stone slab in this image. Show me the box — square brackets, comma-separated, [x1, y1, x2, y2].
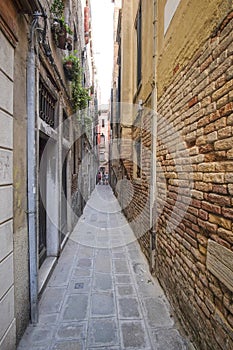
[18, 325, 55, 345]
[135, 275, 164, 298]
[118, 297, 142, 319]
[142, 297, 174, 328]
[113, 259, 130, 274]
[112, 251, 128, 259]
[87, 318, 119, 347]
[91, 292, 115, 317]
[18, 346, 51, 350]
[95, 255, 112, 273]
[38, 314, 58, 325]
[95, 249, 111, 257]
[62, 294, 89, 321]
[39, 288, 66, 314]
[93, 273, 113, 291]
[56, 322, 87, 340]
[51, 340, 84, 350]
[115, 274, 133, 284]
[120, 321, 151, 349]
[72, 267, 92, 278]
[77, 246, 94, 258]
[76, 258, 93, 268]
[116, 284, 136, 296]
[68, 278, 91, 294]
[150, 328, 189, 350]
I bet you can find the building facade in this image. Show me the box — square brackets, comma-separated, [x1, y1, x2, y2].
[0, 0, 96, 348]
[111, 0, 233, 349]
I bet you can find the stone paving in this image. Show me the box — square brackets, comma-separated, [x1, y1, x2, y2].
[17, 185, 193, 350]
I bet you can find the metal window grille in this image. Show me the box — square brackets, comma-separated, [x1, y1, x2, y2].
[39, 81, 56, 128]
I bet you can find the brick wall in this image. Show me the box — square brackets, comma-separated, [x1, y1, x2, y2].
[156, 13, 233, 350]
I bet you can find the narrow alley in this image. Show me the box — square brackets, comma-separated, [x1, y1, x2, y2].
[17, 185, 190, 350]
[1, 0, 233, 349]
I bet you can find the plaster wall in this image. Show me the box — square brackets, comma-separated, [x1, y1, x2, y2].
[0, 26, 16, 350]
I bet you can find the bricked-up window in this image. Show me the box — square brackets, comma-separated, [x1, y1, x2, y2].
[39, 81, 56, 128]
[135, 138, 141, 178]
[136, 1, 142, 87]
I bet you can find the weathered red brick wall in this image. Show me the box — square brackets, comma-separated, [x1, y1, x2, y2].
[156, 13, 233, 350]
[119, 107, 152, 261]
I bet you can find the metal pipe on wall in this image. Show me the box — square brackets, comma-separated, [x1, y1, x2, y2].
[27, 14, 39, 324]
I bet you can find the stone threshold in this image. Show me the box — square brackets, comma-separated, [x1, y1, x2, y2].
[38, 257, 57, 296]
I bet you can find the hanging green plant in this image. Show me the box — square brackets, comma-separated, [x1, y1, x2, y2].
[51, 0, 64, 19]
[72, 81, 91, 110]
[50, 0, 73, 50]
[63, 52, 80, 80]
[63, 52, 91, 110]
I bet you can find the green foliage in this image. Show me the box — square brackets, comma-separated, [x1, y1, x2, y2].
[60, 17, 73, 34]
[63, 52, 91, 111]
[51, 0, 64, 18]
[51, 1, 72, 35]
[63, 51, 79, 66]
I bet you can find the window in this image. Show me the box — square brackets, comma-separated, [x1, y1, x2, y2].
[100, 152, 105, 161]
[102, 119, 105, 128]
[39, 80, 56, 128]
[100, 133, 105, 147]
[136, 2, 142, 87]
[135, 138, 141, 178]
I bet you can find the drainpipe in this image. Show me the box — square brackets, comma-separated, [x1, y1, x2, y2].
[149, 0, 158, 274]
[27, 13, 40, 324]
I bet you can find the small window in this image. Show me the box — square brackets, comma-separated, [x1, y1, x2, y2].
[134, 138, 141, 178]
[39, 80, 56, 128]
[102, 119, 105, 128]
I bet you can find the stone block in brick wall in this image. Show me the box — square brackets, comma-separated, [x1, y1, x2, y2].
[202, 201, 221, 215]
[215, 161, 233, 172]
[204, 117, 226, 134]
[207, 240, 233, 293]
[203, 173, 225, 183]
[219, 102, 233, 117]
[217, 227, 233, 245]
[207, 193, 231, 206]
[212, 184, 228, 195]
[197, 163, 216, 172]
[209, 56, 232, 83]
[222, 207, 233, 220]
[225, 173, 233, 182]
[214, 136, 233, 150]
[218, 126, 232, 139]
[212, 79, 233, 101]
[227, 148, 233, 159]
[209, 214, 231, 230]
[216, 94, 228, 109]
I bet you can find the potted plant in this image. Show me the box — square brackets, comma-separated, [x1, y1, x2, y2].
[50, 0, 73, 50]
[63, 52, 79, 81]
